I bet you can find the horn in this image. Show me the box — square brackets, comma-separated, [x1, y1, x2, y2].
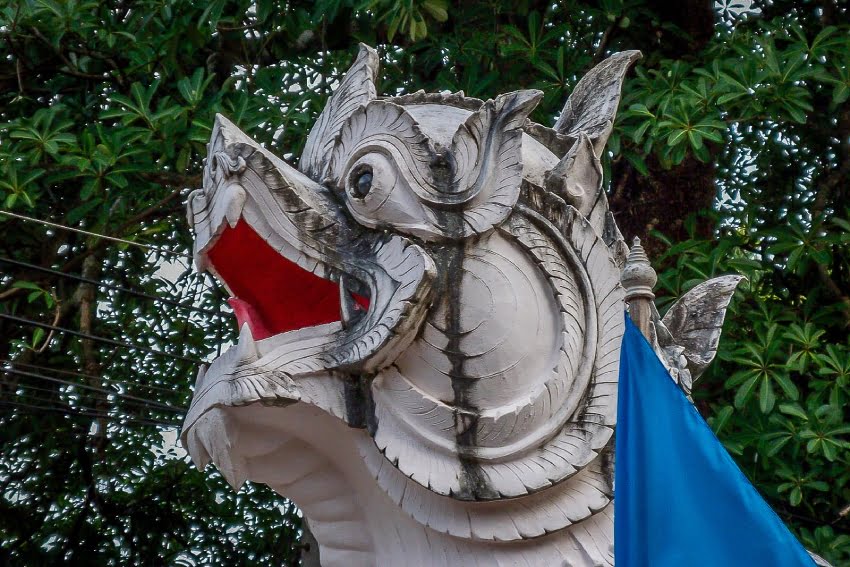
[299, 43, 379, 182]
[554, 50, 641, 154]
[544, 132, 602, 216]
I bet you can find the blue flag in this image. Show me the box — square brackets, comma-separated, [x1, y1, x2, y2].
[615, 316, 815, 566]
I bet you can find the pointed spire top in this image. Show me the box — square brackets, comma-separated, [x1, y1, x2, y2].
[622, 236, 656, 300]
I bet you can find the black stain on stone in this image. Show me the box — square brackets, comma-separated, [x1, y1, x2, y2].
[343, 376, 365, 428]
[342, 373, 376, 434]
[599, 440, 616, 498]
[428, 147, 497, 501]
[360, 373, 378, 436]
[433, 240, 498, 501]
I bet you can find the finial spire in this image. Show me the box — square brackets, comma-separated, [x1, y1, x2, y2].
[622, 236, 657, 338]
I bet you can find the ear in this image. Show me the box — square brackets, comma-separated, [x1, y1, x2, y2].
[299, 44, 379, 182]
[553, 50, 641, 153]
[544, 132, 602, 216]
[447, 89, 543, 236]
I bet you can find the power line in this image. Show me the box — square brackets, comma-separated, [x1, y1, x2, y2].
[0, 392, 177, 426]
[2, 381, 68, 399]
[1, 382, 182, 427]
[1, 366, 184, 413]
[0, 398, 177, 428]
[0, 359, 187, 396]
[2, 393, 179, 427]
[0, 382, 174, 422]
[0, 312, 204, 364]
[0, 209, 193, 259]
[0, 257, 220, 316]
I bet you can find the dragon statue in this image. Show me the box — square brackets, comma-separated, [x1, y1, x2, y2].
[180, 45, 770, 565]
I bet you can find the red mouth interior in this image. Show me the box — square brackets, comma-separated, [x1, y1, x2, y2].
[207, 220, 367, 340]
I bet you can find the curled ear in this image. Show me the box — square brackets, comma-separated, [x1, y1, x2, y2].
[553, 50, 641, 153]
[299, 44, 379, 182]
[447, 89, 543, 236]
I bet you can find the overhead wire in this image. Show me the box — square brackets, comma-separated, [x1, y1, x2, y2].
[0, 257, 220, 316]
[0, 384, 177, 425]
[0, 209, 193, 259]
[0, 312, 205, 364]
[0, 398, 177, 428]
[0, 391, 176, 424]
[1, 366, 184, 413]
[0, 359, 187, 396]
[0, 213, 224, 430]
[0, 386, 182, 428]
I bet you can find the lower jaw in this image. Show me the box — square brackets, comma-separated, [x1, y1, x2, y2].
[249, 320, 346, 359]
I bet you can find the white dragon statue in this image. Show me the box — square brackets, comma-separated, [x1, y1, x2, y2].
[179, 45, 821, 566]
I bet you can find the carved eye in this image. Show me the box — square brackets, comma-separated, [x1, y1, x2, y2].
[350, 167, 373, 199]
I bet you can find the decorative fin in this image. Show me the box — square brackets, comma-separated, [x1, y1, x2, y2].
[299, 44, 379, 182]
[661, 275, 744, 380]
[809, 551, 834, 567]
[553, 50, 641, 152]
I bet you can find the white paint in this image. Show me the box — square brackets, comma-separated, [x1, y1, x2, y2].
[178, 45, 760, 565]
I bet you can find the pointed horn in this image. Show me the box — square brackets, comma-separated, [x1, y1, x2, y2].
[299, 43, 379, 181]
[553, 50, 641, 152]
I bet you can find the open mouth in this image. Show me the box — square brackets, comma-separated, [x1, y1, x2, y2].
[207, 220, 369, 341]
[186, 113, 435, 376]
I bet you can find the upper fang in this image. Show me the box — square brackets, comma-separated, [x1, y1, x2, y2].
[339, 274, 363, 329]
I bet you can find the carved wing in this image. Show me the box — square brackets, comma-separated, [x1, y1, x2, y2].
[661, 275, 744, 380]
[299, 43, 379, 182]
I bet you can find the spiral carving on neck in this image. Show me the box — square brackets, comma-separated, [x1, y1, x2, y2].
[364, 198, 624, 538]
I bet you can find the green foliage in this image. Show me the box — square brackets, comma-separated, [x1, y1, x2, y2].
[653, 219, 850, 563]
[0, 0, 848, 564]
[616, 23, 850, 167]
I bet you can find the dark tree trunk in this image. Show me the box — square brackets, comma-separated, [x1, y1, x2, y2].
[608, 0, 718, 256]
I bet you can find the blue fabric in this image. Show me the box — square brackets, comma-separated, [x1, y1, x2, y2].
[615, 316, 815, 567]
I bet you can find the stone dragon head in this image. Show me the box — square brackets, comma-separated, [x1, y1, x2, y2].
[180, 45, 744, 566]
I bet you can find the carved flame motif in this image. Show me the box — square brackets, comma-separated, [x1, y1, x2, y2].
[179, 45, 743, 565]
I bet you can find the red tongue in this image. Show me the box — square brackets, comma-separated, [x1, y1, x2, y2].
[208, 221, 371, 341]
[229, 293, 369, 341]
[353, 294, 369, 310]
[208, 221, 343, 340]
[228, 298, 273, 340]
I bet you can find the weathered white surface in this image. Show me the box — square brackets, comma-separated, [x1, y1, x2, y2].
[180, 44, 754, 565]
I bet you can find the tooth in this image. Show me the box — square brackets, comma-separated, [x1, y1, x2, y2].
[235, 323, 260, 361]
[194, 253, 209, 273]
[224, 184, 246, 228]
[186, 428, 211, 471]
[340, 274, 358, 329]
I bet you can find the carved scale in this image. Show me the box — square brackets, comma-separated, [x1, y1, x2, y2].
[180, 45, 747, 565]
